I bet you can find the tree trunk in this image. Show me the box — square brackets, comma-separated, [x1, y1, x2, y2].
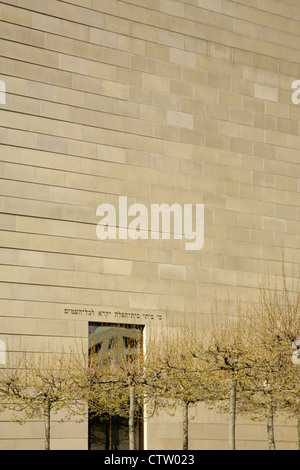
[129, 385, 135, 450]
[267, 400, 276, 450]
[182, 401, 189, 450]
[44, 400, 51, 451]
[229, 379, 237, 450]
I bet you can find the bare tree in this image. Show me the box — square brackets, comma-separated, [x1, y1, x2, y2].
[0, 346, 87, 450]
[145, 328, 215, 450]
[202, 307, 254, 451]
[240, 255, 300, 449]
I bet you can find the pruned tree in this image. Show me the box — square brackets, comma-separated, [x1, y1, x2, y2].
[243, 257, 300, 450]
[0, 346, 87, 450]
[144, 327, 215, 450]
[201, 301, 255, 450]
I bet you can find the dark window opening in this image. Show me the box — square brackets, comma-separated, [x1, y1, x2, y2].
[88, 322, 144, 450]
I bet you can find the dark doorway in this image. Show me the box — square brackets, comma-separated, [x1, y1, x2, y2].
[88, 322, 144, 450]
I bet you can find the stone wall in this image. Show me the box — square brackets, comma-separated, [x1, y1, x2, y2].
[0, 0, 300, 449]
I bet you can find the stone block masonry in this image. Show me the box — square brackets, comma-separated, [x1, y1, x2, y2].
[0, 0, 300, 450]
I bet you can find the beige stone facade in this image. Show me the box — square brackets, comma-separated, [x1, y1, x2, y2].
[0, 0, 300, 450]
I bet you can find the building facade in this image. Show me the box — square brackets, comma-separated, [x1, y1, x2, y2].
[0, 0, 300, 449]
